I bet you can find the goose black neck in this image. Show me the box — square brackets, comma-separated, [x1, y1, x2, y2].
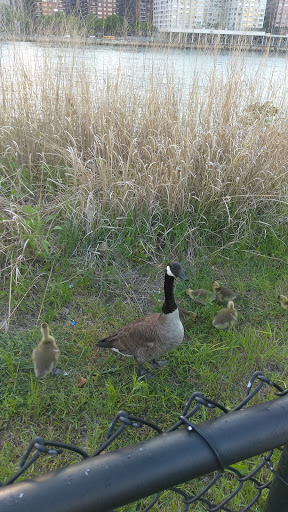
[162, 274, 177, 314]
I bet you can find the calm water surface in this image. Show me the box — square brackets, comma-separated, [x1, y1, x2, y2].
[1, 41, 288, 102]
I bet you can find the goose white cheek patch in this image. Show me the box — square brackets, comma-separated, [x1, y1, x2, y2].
[166, 266, 176, 277]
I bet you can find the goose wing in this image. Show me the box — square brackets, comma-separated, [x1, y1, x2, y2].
[96, 313, 161, 356]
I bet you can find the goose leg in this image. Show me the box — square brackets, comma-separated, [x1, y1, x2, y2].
[151, 359, 168, 369]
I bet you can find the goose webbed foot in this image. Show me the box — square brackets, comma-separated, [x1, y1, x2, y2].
[52, 368, 62, 376]
[150, 359, 168, 369]
[137, 365, 152, 379]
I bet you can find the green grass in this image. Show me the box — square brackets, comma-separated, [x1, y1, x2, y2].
[0, 241, 288, 510]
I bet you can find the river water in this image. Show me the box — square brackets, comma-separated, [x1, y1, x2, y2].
[1, 40, 288, 104]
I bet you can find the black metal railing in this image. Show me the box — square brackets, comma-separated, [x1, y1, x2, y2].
[1, 371, 288, 512]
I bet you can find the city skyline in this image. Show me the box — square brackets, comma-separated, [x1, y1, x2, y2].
[2, 0, 288, 33]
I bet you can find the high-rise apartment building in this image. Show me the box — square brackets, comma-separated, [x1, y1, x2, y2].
[140, 0, 153, 22]
[87, 0, 98, 14]
[265, 0, 288, 32]
[31, 0, 117, 17]
[226, 0, 267, 29]
[41, 0, 65, 14]
[153, 0, 267, 30]
[94, 0, 118, 17]
[204, 0, 225, 27]
[32, 0, 65, 15]
[118, 0, 152, 23]
[153, 0, 205, 30]
[64, 0, 115, 16]
[62, 0, 80, 14]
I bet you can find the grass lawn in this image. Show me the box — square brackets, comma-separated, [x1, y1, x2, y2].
[1, 240, 288, 510]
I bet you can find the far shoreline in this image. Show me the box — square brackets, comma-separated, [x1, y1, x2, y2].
[0, 33, 287, 53]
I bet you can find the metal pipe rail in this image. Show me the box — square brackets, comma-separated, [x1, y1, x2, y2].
[1, 394, 288, 512]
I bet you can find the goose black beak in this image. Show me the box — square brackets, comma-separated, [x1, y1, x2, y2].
[179, 270, 188, 281]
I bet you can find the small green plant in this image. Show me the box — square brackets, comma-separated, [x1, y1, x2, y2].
[26, 375, 41, 415]
[18, 206, 61, 260]
[244, 100, 279, 124]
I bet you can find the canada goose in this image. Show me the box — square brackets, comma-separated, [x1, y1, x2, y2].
[178, 308, 198, 323]
[32, 323, 60, 378]
[186, 288, 215, 304]
[96, 262, 188, 376]
[212, 301, 238, 330]
[278, 295, 288, 309]
[212, 281, 237, 303]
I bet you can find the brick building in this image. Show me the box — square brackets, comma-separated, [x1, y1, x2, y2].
[265, 0, 288, 32]
[118, 0, 153, 23]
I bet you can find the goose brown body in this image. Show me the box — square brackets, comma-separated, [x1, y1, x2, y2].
[212, 281, 237, 302]
[32, 323, 60, 378]
[98, 309, 184, 364]
[212, 301, 238, 330]
[96, 262, 188, 373]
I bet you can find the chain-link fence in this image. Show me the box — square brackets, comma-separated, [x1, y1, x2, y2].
[1, 371, 288, 512]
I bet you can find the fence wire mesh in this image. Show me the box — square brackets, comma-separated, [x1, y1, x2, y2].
[1, 370, 288, 511]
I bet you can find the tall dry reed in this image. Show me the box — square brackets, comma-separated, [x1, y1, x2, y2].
[0, 42, 288, 269]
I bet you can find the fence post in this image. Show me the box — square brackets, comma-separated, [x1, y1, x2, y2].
[264, 443, 288, 512]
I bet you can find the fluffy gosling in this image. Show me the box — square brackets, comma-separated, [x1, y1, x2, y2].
[32, 323, 60, 378]
[278, 295, 288, 309]
[186, 288, 215, 304]
[178, 308, 198, 323]
[212, 281, 237, 303]
[212, 301, 238, 330]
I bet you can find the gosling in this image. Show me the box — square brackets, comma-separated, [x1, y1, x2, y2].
[278, 295, 288, 309]
[32, 323, 60, 378]
[178, 308, 198, 323]
[186, 288, 215, 304]
[212, 281, 237, 303]
[212, 301, 238, 330]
